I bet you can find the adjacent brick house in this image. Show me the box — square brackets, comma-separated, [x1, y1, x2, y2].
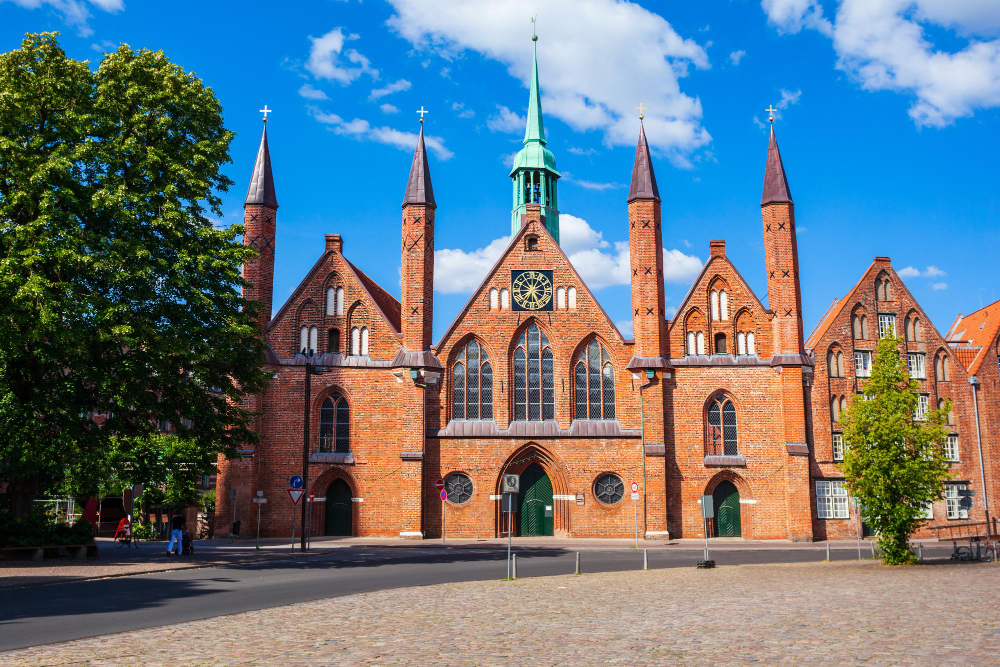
[216, 41, 998, 542]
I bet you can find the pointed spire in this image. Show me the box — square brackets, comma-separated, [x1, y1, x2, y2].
[245, 124, 278, 208]
[628, 121, 660, 203]
[403, 125, 435, 207]
[523, 36, 546, 146]
[761, 124, 792, 206]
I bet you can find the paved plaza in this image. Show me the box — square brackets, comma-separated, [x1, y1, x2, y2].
[4, 559, 997, 665]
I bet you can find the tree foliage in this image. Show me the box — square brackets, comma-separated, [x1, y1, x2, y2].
[840, 333, 952, 564]
[0, 33, 269, 514]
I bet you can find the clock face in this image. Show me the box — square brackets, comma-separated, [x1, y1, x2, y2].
[511, 270, 554, 311]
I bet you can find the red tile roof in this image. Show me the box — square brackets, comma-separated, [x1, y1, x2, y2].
[946, 299, 1000, 376]
[345, 259, 402, 335]
[804, 262, 874, 351]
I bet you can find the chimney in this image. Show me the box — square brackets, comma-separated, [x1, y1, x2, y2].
[326, 234, 343, 254]
[709, 240, 726, 257]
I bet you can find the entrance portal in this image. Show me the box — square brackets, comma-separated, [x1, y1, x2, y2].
[712, 480, 742, 537]
[517, 463, 553, 536]
[324, 478, 352, 536]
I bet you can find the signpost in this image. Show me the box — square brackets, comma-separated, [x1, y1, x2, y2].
[631, 482, 640, 547]
[852, 498, 862, 560]
[501, 474, 519, 578]
[252, 490, 268, 549]
[436, 479, 447, 544]
[289, 475, 303, 490]
[288, 489, 304, 550]
[701, 495, 714, 564]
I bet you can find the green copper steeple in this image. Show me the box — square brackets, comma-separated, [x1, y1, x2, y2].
[510, 32, 560, 243]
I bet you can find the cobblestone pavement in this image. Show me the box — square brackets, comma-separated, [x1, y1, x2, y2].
[4, 560, 997, 666]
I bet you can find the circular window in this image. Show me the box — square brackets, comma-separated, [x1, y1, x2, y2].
[445, 472, 473, 504]
[594, 473, 625, 505]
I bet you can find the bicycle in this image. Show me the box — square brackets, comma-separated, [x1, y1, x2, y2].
[113, 516, 136, 549]
[951, 537, 996, 562]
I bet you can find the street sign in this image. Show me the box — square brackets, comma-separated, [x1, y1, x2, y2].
[288, 489, 304, 505]
[440, 489, 448, 501]
[435, 479, 445, 491]
[701, 495, 714, 518]
[502, 474, 520, 494]
[252, 497, 268, 504]
[309, 493, 314, 502]
[289, 475, 303, 489]
[256, 490, 264, 497]
[631, 482, 639, 493]
[502, 493, 517, 513]
[631, 492, 640, 500]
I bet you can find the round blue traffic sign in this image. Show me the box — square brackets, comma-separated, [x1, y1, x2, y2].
[289, 475, 303, 489]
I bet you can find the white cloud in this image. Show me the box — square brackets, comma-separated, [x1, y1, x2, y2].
[762, 0, 1000, 126]
[385, 0, 712, 160]
[306, 28, 378, 85]
[298, 84, 329, 100]
[90, 39, 115, 53]
[434, 213, 702, 295]
[898, 265, 947, 279]
[729, 49, 746, 65]
[561, 173, 623, 191]
[435, 237, 511, 294]
[452, 102, 475, 119]
[932, 282, 948, 290]
[370, 79, 411, 100]
[615, 319, 633, 338]
[568, 147, 597, 156]
[486, 105, 525, 133]
[924, 265, 946, 277]
[777, 88, 802, 109]
[897, 266, 921, 278]
[309, 107, 454, 159]
[4, 0, 122, 37]
[380, 103, 400, 114]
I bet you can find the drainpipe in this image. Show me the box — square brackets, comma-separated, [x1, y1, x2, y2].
[410, 368, 427, 538]
[639, 368, 655, 538]
[970, 376, 991, 532]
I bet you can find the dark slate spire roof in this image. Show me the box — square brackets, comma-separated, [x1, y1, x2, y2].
[402, 125, 435, 207]
[627, 121, 660, 203]
[761, 124, 792, 205]
[245, 125, 278, 208]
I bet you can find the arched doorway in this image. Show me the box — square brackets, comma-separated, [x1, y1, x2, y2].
[517, 463, 553, 536]
[324, 478, 352, 536]
[712, 480, 741, 537]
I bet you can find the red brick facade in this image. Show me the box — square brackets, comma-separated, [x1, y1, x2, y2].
[215, 124, 1000, 543]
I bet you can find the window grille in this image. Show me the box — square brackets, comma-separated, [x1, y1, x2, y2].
[907, 353, 925, 379]
[878, 313, 896, 339]
[945, 435, 959, 462]
[816, 480, 849, 519]
[452, 340, 493, 420]
[594, 473, 625, 505]
[444, 472, 473, 504]
[707, 396, 738, 456]
[512, 323, 554, 420]
[319, 393, 350, 453]
[832, 433, 844, 461]
[574, 340, 615, 419]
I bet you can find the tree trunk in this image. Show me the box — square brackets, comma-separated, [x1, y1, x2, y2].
[6, 475, 40, 518]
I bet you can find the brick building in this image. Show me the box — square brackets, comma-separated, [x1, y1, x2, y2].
[216, 40, 999, 542]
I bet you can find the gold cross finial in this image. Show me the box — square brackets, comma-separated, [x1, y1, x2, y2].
[636, 102, 647, 121]
[765, 104, 777, 123]
[259, 105, 272, 123]
[416, 106, 428, 123]
[531, 16, 537, 41]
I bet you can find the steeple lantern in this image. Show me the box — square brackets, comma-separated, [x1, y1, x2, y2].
[510, 33, 560, 243]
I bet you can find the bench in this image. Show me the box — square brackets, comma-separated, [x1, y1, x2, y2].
[0, 544, 96, 561]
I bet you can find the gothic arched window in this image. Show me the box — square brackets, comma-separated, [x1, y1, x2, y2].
[574, 340, 615, 419]
[513, 322, 554, 421]
[707, 395, 738, 456]
[452, 339, 494, 420]
[319, 393, 350, 453]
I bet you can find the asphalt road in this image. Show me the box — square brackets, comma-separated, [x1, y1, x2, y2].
[0, 543, 955, 652]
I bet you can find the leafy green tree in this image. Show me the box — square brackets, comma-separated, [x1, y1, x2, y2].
[840, 333, 953, 564]
[0, 33, 270, 516]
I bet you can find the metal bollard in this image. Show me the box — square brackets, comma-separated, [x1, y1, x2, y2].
[917, 543, 923, 561]
[512, 553, 517, 579]
[575, 551, 581, 575]
[870, 541, 876, 559]
[826, 543, 831, 561]
[643, 548, 648, 571]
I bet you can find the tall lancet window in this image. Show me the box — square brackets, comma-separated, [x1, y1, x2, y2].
[513, 322, 554, 421]
[574, 340, 615, 419]
[451, 340, 493, 420]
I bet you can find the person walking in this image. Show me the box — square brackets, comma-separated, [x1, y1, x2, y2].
[166, 512, 186, 555]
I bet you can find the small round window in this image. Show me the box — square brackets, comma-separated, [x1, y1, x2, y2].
[594, 473, 624, 505]
[445, 472, 473, 504]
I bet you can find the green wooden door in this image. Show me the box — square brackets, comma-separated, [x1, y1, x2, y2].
[517, 463, 554, 536]
[325, 479, 352, 536]
[713, 481, 742, 538]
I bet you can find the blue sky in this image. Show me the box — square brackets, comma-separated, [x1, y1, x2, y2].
[3, 0, 998, 343]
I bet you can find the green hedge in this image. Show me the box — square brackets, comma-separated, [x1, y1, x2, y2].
[0, 514, 96, 548]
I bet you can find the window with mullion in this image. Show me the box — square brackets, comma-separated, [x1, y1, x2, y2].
[319, 393, 350, 453]
[574, 340, 616, 419]
[512, 323, 554, 421]
[451, 340, 493, 420]
[706, 396, 738, 456]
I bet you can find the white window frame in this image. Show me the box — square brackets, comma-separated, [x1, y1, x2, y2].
[696, 331, 705, 355]
[687, 332, 696, 355]
[878, 313, 896, 339]
[720, 291, 729, 320]
[747, 332, 756, 355]
[351, 327, 360, 355]
[737, 332, 747, 355]
[816, 480, 849, 519]
[832, 433, 844, 462]
[922, 501, 934, 520]
[915, 394, 929, 421]
[360, 327, 369, 356]
[500, 288, 510, 310]
[555, 287, 565, 309]
[309, 326, 318, 354]
[945, 483, 969, 520]
[710, 290, 720, 320]
[945, 435, 959, 462]
[335, 287, 344, 315]
[300, 326, 308, 354]
[567, 287, 577, 309]
[854, 350, 872, 378]
[907, 353, 926, 379]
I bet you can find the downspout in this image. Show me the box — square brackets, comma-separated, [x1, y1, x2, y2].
[411, 368, 427, 538]
[639, 369, 655, 538]
[970, 376, 991, 532]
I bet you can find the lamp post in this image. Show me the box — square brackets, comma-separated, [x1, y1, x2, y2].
[301, 350, 329, 551]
